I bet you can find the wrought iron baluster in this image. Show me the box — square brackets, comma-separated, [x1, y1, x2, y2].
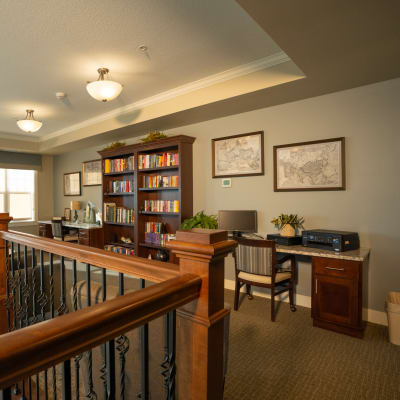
[62, 359, 72, 400]
[1, 387, 11, 400]
[52, 365, 57, 400]
[57, 256, 68, 316]
[71, 260, 83, 400]
[100, 268, 108, 399]
[107, 339, 116, 400]
[37, 250, 48, 322]
[3, 240, 11, 331]
[138, 279, 149, 400]
[16, 244, 24, 329]
[116, 273, 129, 400]
[23, 245, 30, 328]
[161, 311, 176, 400]
[31, 248, 38, 323]
[10, 242, 17, 331]
[85, 264, 96, 400]
[49, 253, 57, 400]
[44, 369, 49, 400]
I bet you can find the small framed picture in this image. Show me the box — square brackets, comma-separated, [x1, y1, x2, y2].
[82, 159, 102, 186]
[221, 178, 232, 188]
[64, 208, 71, 221]
[64, 172, 81, 196]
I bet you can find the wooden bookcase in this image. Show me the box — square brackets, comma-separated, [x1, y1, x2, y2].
[98, 135, 195, 262]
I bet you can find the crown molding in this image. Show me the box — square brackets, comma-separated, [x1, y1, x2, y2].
[40, 51, 290, 142]
[0, 131, 39, 142]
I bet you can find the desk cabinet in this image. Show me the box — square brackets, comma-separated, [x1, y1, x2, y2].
[78, 228, 103, 249]
[39, 223, 53, 238]
[312, 257, 363, 337]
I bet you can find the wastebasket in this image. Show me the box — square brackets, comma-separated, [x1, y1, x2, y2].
[386, 291, 400, 345]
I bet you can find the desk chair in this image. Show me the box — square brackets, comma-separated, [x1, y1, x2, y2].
[51, 217, 78, 242]
[233, 237, 296, 321]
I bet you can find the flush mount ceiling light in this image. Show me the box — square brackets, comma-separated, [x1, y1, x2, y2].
[17, 109, 43, 133]
[86, 68, 123, 102]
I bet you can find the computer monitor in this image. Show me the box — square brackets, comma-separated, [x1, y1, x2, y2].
[218, 210, 257, 236]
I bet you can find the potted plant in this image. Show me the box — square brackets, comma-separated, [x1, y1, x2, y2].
[271, 214, 304, 237]
[180, 211, 218, 230]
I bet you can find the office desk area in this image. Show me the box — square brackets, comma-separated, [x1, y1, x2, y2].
[38, 220, 104, 249]
[275, 243, 370, 337]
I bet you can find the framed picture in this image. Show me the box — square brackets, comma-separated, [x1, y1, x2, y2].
[82, 159, 102, 186]
[212, 131, 264, 178]
[64, 208, 71, 221]
[64, 172, 81, 196]
[273, 137, 345, 192]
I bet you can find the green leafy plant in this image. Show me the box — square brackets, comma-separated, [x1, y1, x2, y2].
[271, 214, 304, 230]
[180, 211, 218, 230]
[140, 131, 168, 143]
[101, 141, 126, 151]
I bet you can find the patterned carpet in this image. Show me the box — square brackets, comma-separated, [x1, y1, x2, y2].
[223, 289, 400, 400]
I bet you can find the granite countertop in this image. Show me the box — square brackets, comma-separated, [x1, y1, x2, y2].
[276, 245, 370, 262]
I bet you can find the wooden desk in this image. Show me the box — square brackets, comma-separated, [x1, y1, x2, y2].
[38, 221, 104, 249]
[276, 245, 370, 338]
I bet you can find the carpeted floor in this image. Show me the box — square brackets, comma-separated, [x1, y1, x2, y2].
[223, 289, 400, 400]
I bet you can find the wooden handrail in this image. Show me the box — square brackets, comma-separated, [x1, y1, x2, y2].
[0, 230, 179, 283]
[0, 273, 201, 389]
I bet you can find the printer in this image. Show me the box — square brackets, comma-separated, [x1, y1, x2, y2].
[302, 229, 360, 252]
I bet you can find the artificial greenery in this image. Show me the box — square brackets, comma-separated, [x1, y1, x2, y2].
[180, 211, 218, 230]
[271, 214, 304, 230]
[141, 131, 168, 143]
[101, 141, 126, 151]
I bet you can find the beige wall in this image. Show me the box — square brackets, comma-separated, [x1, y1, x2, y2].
[53, 78, 400, 313]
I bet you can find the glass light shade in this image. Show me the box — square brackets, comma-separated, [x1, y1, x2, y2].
[17, 118, 42, 133]
[86, 80, 123, 102]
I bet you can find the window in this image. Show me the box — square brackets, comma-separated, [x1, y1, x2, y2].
[0, 169, 36, 221]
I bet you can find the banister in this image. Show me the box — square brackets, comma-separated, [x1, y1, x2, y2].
[0, 230, 179, 283]
[0, 273, 201, 389]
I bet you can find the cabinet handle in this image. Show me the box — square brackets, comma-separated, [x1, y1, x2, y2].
[325, 267, 345, 271]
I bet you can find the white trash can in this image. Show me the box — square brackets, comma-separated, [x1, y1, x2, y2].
[386, 292, 400, 345]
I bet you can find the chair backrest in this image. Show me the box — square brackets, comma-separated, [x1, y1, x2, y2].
[51, 218, 64, 238]
[234, 237, 277, 277]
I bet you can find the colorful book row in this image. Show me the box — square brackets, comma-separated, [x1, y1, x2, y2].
[145, 233, 170, 247]
[107, 180, 134, 193]
[143, 200, 179, 213]
[104, 245, 135, 256]
[104, 203, 135, 224]
[104, 156, 134, 173]
[138, 153, 179, 169]
[142, 175, 178, 188]
[145, 221, 166, 234]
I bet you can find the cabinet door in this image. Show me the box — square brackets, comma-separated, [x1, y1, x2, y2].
[313, 274, 358, 326]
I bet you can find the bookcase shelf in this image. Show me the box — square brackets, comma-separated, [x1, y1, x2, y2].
[139, 187, 179, 192]
[99, 135, 195, 263]
[104, 193, 135, 196]
[104, 170, 135, 176]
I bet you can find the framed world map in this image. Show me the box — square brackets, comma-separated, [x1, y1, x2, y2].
[273, 137, 345, 191]
[212, 131, 264, 178]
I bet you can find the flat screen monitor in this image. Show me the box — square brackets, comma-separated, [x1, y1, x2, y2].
[218, 210, 257, 235]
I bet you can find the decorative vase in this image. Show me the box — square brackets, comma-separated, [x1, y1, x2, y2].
[280, 224, 295, 237]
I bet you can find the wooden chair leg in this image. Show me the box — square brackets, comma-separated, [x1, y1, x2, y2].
[270, 287, 275, 322]
[289, 283, 296, 312]
[234, 280, 240, 311]
[246, 284, 253, 300]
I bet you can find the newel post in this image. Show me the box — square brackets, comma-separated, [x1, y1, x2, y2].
[0, 213, 12, 300]
[167, 228, 237, 400]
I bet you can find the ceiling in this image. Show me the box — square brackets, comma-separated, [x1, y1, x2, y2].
[0, 0, 399, 154]
[0, 0, 282, 138]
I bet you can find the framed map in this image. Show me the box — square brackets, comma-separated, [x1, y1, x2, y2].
[212, 131, 264, 178]
[273, 137, 345, 191]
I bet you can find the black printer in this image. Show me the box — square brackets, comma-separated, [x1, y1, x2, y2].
[302, 229, 360, 252]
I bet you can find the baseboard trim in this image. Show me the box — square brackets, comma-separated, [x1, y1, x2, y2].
[224, 279, 387, 326]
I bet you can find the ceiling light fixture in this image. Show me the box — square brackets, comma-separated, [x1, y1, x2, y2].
[86, 68, 123, 102]
[17, 109, 43, 133]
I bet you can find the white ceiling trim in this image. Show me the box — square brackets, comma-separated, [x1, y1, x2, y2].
[41, 51, 289, 142]
[0, 132, 40, 142]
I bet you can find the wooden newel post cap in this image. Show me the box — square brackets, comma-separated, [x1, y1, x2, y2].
[166, 228, 237, 258]
[0, 213, 13, 226]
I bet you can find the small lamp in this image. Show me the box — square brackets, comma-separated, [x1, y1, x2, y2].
[71, 201, 81, 223]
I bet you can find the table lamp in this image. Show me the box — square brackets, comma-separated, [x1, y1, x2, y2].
[71, 201, 81, 223]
